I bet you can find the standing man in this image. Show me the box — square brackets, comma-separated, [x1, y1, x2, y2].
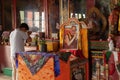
[10, 23, 32, 80]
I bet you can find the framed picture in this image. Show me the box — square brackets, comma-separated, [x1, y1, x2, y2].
[63, 24, 79, 49]
[60, 18, 81, 50]
[59, 18, 89, 58]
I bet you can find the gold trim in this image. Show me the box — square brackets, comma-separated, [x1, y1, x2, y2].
[60, 18, 81, 50]
[59, 18, 88, 58]
[118, 13, 120, 31]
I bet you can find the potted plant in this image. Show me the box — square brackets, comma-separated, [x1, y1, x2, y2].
[39, 39, 47, 52]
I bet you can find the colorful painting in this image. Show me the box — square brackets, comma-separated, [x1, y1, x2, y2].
[87, 7, 107, 40]
[63, 24, 79, 49]
[60, 18, 81, 50]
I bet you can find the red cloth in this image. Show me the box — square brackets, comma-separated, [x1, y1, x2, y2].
[108, 55, 115, 75]
[108, 53, 119, 80]
[70, 50, 85, 59]
[60, 49, 85, 59]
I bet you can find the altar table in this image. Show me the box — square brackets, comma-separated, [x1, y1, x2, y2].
[17, 52, 71, 80]
[17, 51, 88, 80]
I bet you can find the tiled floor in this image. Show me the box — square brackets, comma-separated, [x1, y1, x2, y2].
[0, 73, 12, 80]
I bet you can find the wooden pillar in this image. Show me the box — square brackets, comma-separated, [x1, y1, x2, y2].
[44, 0, 49, 38]
[11, 0, 16, 29]
[1, 0, 4, 30]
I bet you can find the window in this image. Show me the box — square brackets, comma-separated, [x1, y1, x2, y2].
[20, 10, 45, 32]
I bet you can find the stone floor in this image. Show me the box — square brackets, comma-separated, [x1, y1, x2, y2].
[0, 73, 12, 80]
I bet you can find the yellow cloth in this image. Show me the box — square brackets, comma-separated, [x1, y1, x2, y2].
[118, 14, 120, 31]
[81, 29, 88, 58]
[60, 27, 88, 58]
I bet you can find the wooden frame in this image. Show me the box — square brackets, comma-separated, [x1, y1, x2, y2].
[63, 24, 79, 49]
[59, 18, 89, 58]
[60, 18, 81, 50]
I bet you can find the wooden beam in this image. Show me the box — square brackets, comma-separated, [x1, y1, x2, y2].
[44, 0, 49, 38]
[1, 0, 4, 30]
[11, 0, 16, 29]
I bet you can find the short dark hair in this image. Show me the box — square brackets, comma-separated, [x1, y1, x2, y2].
[19, 23, 29, 30]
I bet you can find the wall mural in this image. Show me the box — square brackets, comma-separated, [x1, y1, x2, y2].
[108, 6, 120, 35]
[94, 0, 120, 39]
[93, 0, 111, 40]
[87, 7, 107, 40]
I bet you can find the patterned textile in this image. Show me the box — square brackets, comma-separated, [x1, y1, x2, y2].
[57, 52, 71, 62]
[70, 50, 85, 59]
[116, 63, 120, 73]
[105, 51, 112, 63]
[18, 56, 55, 80]
[108, 52, 120, 80]
[60, 49, 85, 60]
[16, 52, 60, 76]
[117, 52, 120, 73]
[89, 41, 109, 50]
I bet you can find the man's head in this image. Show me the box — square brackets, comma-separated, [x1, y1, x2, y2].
[72, 26, 76, 30]
[71, 26, 76, 34]
[19, 23, 29, 32]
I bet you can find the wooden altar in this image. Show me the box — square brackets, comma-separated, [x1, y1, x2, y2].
[17, 51, 88, 80]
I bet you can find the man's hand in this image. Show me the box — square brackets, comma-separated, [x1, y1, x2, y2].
[27, 31, 32, 36]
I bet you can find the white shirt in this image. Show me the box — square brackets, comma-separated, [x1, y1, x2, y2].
[10, 29, 28, 57]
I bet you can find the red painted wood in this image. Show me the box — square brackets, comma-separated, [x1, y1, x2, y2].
[11, 0, 16, 29]
[44, 0, 49, 38]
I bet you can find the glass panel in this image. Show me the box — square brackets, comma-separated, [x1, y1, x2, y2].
[34, 12, 39, 20]
[41, 12, 45, 32]
[27, 11, 33, 20]
[21, 20, 24, 23]
[20, 11, 24, 20]
[34, 21, 39, 28]
[27, 21, 33, 28]
[17, 0, 44, 32]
